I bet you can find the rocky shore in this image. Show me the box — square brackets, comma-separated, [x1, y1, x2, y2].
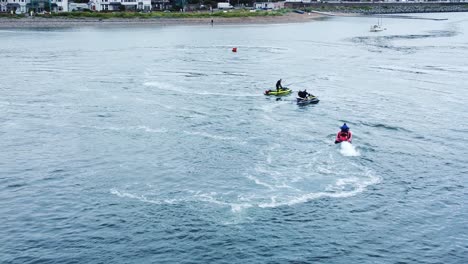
[286, 2, 468, 14]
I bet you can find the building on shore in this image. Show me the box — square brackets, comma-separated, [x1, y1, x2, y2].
[88, 0, 151, 11]
[151, 0, 170, 11]
[1, 0, 28, 14]
[0, 0, 68, 13]
[254, 1, 285, 10]
[0, 0, 170, 13]
[68, 3, 90, 11]
[51, 0, 68, 12]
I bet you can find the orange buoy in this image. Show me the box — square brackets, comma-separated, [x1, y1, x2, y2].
[232, 47, 237, 52]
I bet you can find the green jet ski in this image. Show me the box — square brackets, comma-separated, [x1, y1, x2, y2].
[264, 88, 292, 96]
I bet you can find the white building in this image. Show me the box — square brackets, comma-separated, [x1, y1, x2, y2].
[255, 1, 285, 10]
[68, 2, 89, 11]
[51, 0, 68, 12]
[0, 0, 68, 13]
[89, 0, 151, 11]
[1, 0, 27, 14]
[217, 2, 233, 9]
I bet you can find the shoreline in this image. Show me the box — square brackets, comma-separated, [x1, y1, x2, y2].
[286, 2, 468, 14]
[1, 9, 461, 29]
[0, 13, 325, 29]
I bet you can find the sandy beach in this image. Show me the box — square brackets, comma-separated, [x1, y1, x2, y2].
[0, 12, 325, 28]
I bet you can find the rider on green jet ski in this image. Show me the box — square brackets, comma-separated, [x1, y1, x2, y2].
[276, 79, 284, 92]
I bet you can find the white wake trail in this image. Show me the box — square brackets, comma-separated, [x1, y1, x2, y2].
[340, 141, 360, 157]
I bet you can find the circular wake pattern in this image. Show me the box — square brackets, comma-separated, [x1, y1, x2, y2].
[110, 142, 378, 213]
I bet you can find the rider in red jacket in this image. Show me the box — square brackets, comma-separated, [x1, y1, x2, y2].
[335, 123, 352, 144]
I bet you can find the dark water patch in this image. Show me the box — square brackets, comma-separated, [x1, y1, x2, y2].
[6, 183, 27, 189]
[350, 36, 416, 53]
[50, 169, 65, 174]
[184, 72, 208, 78]
[372, 66, 427, 75]
[448, 128, 468, 133]
[157, 70, 208, 78]
[382, 15, 449, 21]
[359, 121, 411, 132]
[412, 135, 426, 140]
[359, 157, 375, 163]
[348, 203, 381, 214]
[337, 120, 355, 125]
[179, 57, 199, 63]
[178, 109, 210, 118]
[424, 65, 466, 74]
[437, 184, 465, 193]
[97, 80, 127, 84]
[97, 114, 112, 118]
[404, 77, 448, 86]
[220, 71, 248, 77]
[350, 30, 458, 53]
[411, 85, 450, 95]
[175, 115, 196, 120]
[39, 175, 64, 182]
[25, 99, 54, 104]
[385, 30, 457, 40]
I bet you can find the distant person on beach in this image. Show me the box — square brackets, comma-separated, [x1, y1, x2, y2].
[276, 79, 283, 92]
[211, 19, 213, 26]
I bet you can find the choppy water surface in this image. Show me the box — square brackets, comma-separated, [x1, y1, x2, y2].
[1, 13, 467, 263]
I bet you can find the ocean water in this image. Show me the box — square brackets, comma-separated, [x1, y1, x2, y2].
[1, 13, 467, 263]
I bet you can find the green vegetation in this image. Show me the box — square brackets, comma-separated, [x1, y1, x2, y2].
[0, 13, 23, 18]
[299, 5, 376, 13]
[48, 9, 285, 20]
[360, 6, 372, 11]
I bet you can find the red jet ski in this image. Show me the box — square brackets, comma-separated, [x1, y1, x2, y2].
[335, 123, 352, 144]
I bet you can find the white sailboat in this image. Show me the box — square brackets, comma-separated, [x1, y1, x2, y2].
[370, 7, 386, 32]
[370, 23, 385, 32]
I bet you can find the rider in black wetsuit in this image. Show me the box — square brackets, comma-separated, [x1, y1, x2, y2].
[276, 79, 283, 92]
[298, 89, 311, 99]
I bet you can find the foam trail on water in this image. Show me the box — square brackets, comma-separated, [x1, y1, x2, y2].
[340, 142, 360, 157]
[183, 131, 239, 141]
[110, 188, 185, 205]
[110, 188, 162, 204]
[194, 192, 253, 213]
[259, 170, 381, 208]
[144, 81, 262, 97]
